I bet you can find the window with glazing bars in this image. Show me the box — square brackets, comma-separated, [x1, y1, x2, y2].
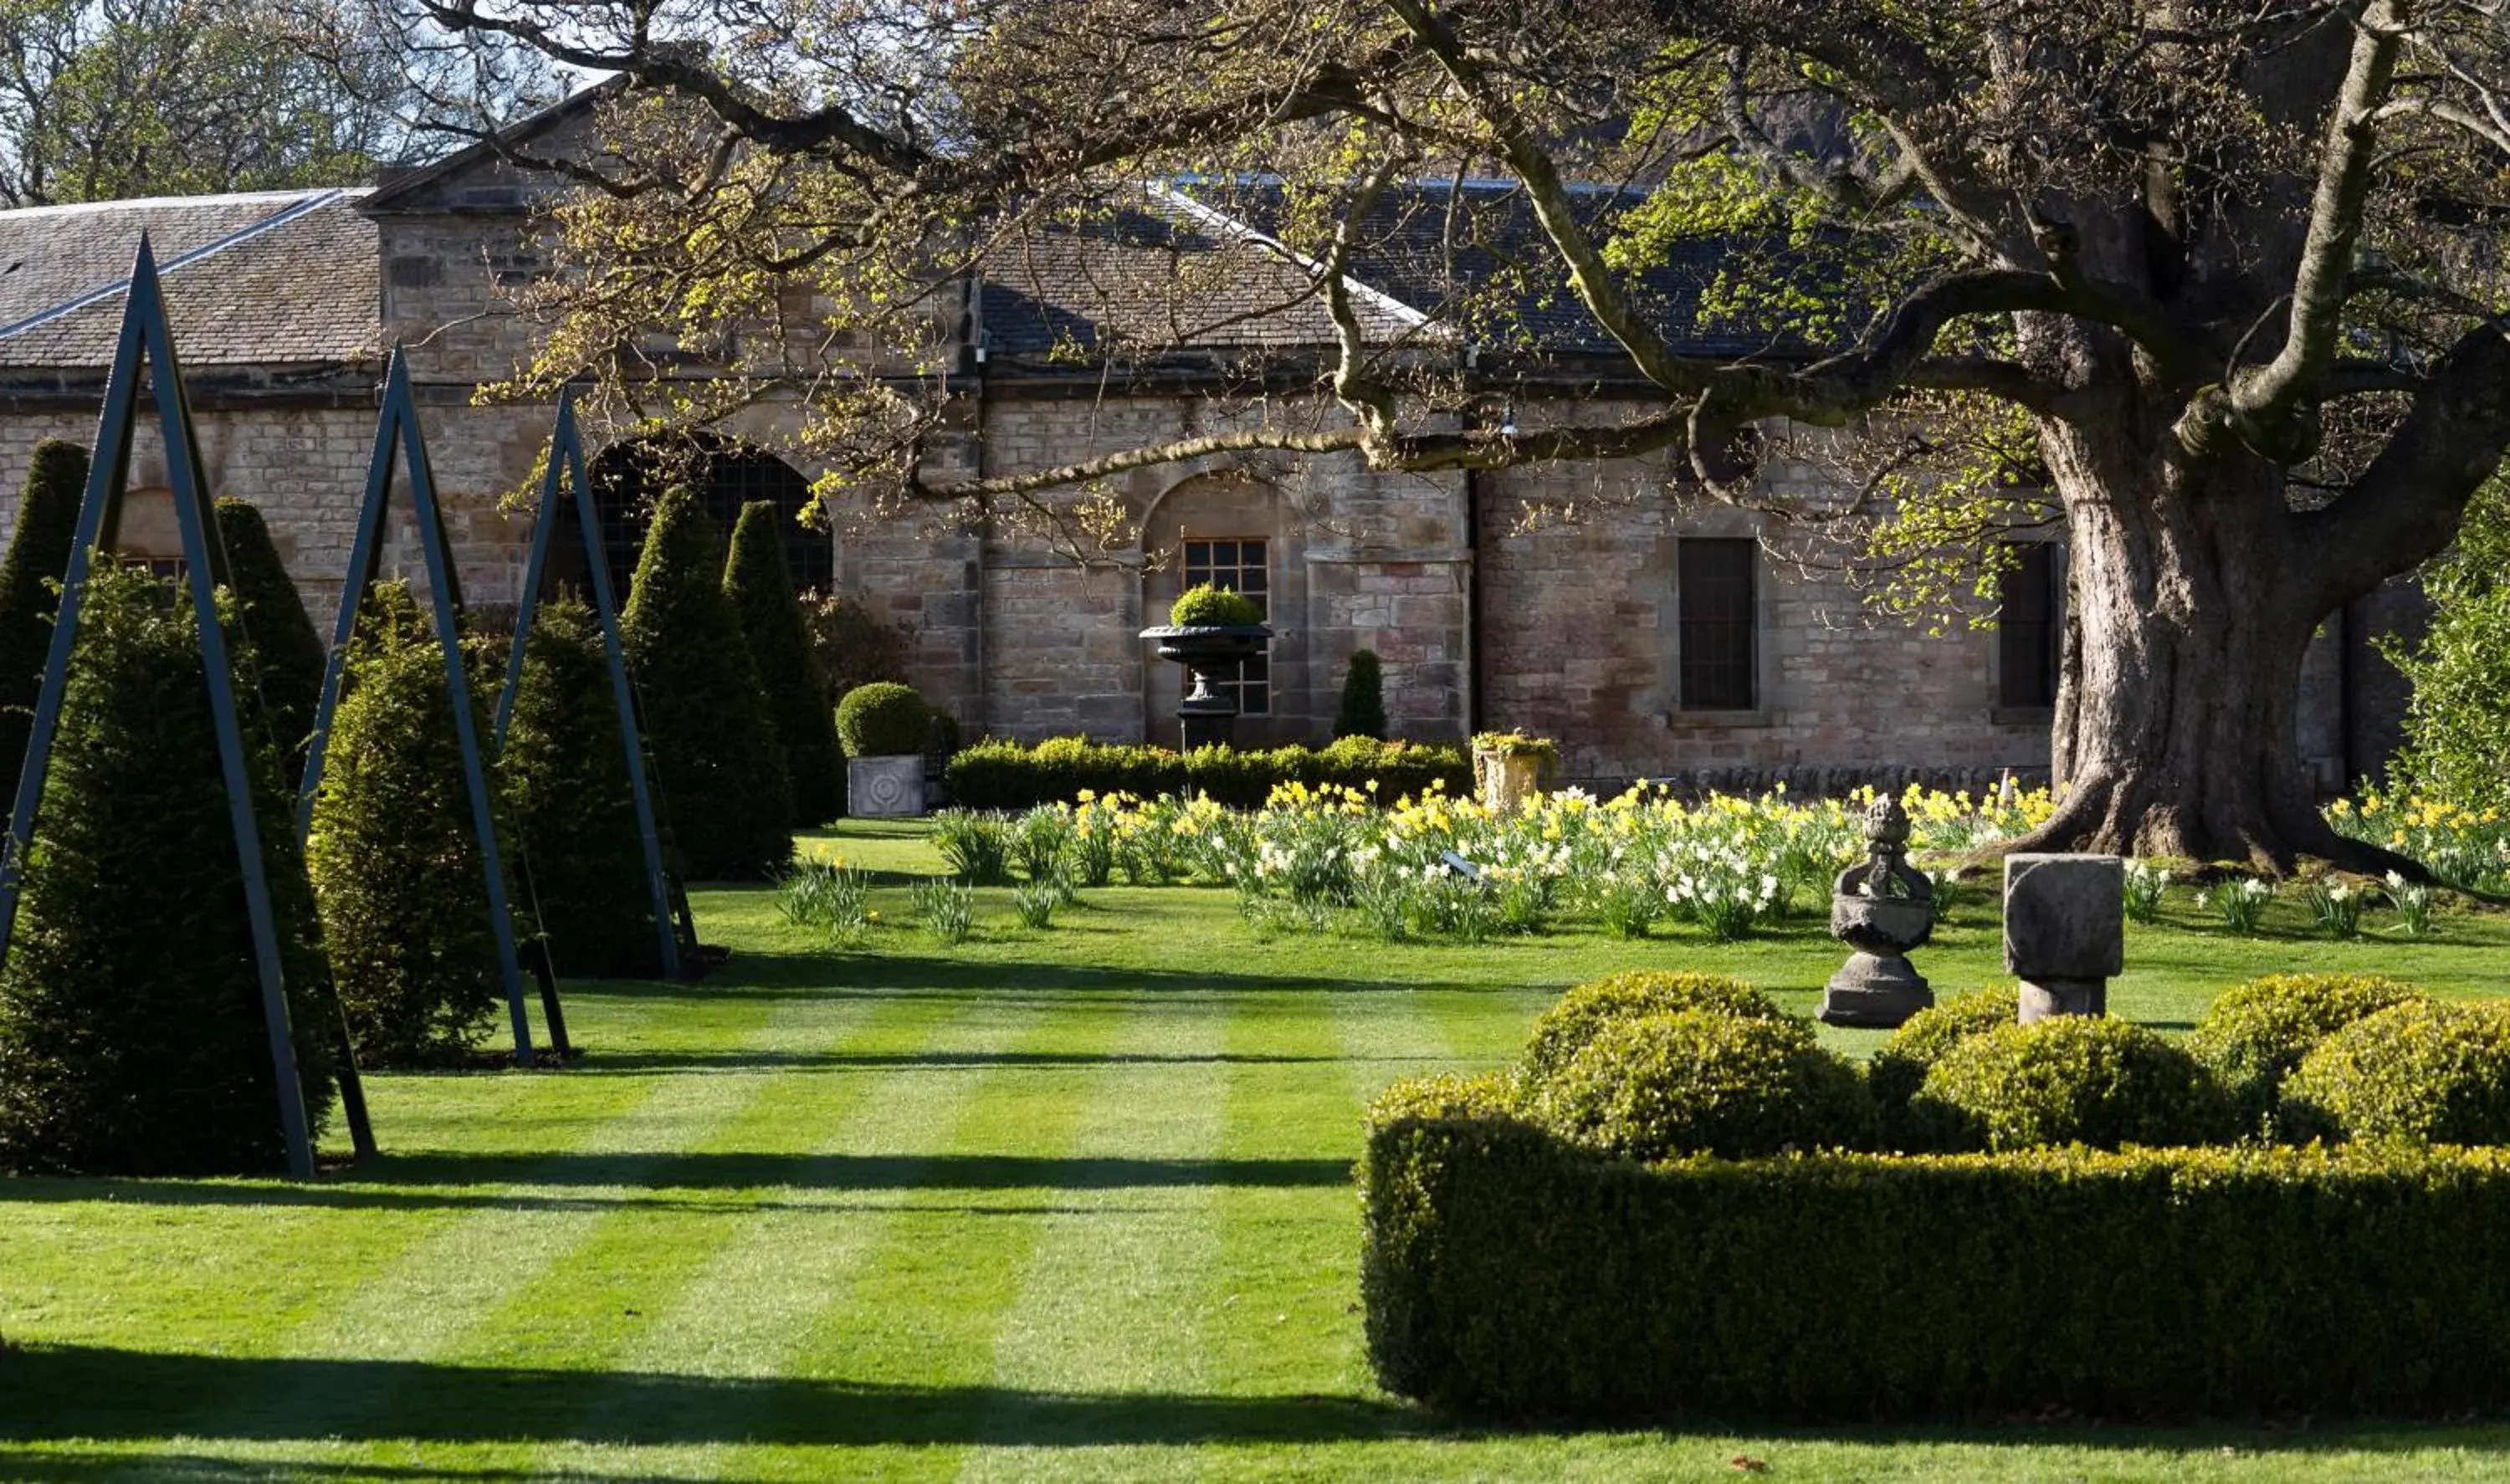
[1997, 542, 2060, 708]
[1181, 536, 1269, 714]
[1678, 538, 1756, 710]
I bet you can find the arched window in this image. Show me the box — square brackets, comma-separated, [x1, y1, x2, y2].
[576, 435, 832, 601]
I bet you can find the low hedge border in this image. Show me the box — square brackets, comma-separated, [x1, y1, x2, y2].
[945, 734, 1473, 810]
[1362, 1076, 2510, 1421]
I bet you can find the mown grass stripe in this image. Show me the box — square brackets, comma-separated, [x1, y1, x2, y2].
[949, 984, 1233, 1481]
[510, 989, 1083, 1481]
[1184, 986, 1422, 1476]
[120, 988, 847, 1464]
[0, 981, 706, 1360]
[703, 986, 1150, 1483]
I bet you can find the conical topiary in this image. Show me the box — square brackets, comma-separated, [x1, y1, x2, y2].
[0, 562, 336, 1175]
[1335, 647, 1387, 740]
[0, 440, 90, 778]
[214, 499, 326, 782]
[306, 581, 512, 1067]
[622, 485, 793, 879]
[502, 600, 663, 978]
[724, 500, 843, 825]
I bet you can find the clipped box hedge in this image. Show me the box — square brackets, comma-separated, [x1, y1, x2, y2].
[945, 734, 1472, 810]
[1363, 1074, 2510, 1421]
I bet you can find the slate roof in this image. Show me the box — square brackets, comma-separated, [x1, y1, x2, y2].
[980, 177, 1814, 363]
[977, 187, 1440, 358]
[0, 188, 381, 371]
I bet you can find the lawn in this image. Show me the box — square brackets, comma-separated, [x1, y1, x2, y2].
[6, 820, 2510, 1481]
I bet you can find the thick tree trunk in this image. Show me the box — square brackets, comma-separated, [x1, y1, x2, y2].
[2011, 417, 2392, 872]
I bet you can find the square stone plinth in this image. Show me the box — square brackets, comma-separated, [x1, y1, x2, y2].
[2003, 853, 2124, 979]
[848, 755, 928, 818]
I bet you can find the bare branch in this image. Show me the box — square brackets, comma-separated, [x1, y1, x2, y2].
[2232, 0, 2406, 457]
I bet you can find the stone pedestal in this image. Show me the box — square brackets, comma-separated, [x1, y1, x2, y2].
[1141, 623, 1271, 753]
[2004, 853, 2123, 1022]
[848, 755, 927, 817]
[1819, 796, 1935, 1029]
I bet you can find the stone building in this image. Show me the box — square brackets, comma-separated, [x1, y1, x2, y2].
[0, 97, 2418, 793]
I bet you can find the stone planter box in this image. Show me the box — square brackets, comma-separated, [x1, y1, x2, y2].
[1472, 747, 1548, 816]
[848, 755, 927, 818]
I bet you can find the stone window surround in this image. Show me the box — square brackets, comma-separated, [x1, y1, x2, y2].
[1987, 536, 2066, 729]
[1665, 511, 1779, 729]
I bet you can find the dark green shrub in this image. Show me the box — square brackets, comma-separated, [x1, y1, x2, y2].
[945, 734, 1472, 810]
[2189, 973, 2425, 1132]
[836, 680, 930, 758]
[1362, 1089, 2510, 1420]
[622, 485, 793, 880]
[724, 501, 843, 826]
[1334, 648, 1387, 739]
[0, 440, 88, 777]
[1867, 985, 2020, 1123]
[213, 499, 325, 781]
[307, 583, 512, 1067]
[2281, 999, 2510, 1144]
[0, 563, 335, 1174]
[1533, 1011, 1875, 1161]
[1519, 970, 1780, 1087]
[1909, 1016, 2231, 1152]
[1169, 582, 1263, 627]
[500, 600, 662, 979]
[803, 590, 912, 698]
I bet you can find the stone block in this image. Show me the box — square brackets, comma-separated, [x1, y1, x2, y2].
[2003, 853, 2124, 1020]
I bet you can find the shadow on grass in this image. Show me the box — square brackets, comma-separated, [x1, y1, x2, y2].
[5, 1346, 2507, 1463]
[0, 1345, 1427, 1449]
[0, 1152, 1355, 1212]
[571, 950, 1526, 1000]
[563, 1048, 1381, 1075]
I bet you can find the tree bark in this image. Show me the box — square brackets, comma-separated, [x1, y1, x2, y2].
[2011, 412, 2402, 872]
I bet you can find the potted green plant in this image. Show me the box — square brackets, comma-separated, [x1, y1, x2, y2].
[838, 681, 934, 816]
[1140, 583, 1273, 750]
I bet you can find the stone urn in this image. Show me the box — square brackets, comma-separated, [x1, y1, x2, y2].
[1818, 796, 1936, 1028]
[1140, 623, 1273, 750]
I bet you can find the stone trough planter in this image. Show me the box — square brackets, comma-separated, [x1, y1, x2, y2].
[847, 754, 927, 817]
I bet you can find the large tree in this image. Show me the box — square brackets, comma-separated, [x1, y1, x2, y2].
[411, 0, 2510, 867]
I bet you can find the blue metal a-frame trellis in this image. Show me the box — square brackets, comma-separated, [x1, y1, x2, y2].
[0, 239, 318, 1177]
[299, 348, 544, 1065]
[494, 387, 682, 981]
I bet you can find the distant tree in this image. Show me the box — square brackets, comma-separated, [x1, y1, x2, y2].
[1335, 648, 1387, 741]
[501, 599, 663, 978]
[213, 499, 325, 783]
[725, 501, 843, 826]
[0, 562, 335, 1176]
[306, 582, 510, 1067]
[0, 0, 566, 207]
[622, 485, 792, 879]
[0, 439, 85, 780]
[2383, 478, 2510, 814]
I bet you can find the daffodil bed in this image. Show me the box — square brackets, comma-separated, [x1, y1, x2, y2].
[930, 781, 2476, 947]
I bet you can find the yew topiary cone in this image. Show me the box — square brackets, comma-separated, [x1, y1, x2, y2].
[724, 500, 843, 825]
[502, 600, 663, 978]
[213, 498, 326, 782]
[0, 440, 90, 779]
[622, 485, 792, 879]
[306, 582, 511, 1067]
[0, 563, 336, 1175]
